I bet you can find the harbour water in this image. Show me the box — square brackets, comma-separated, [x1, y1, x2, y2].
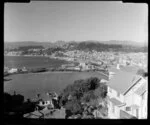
[4, 55, 70, 69]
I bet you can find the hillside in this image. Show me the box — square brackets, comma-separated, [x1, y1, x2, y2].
[66, 41, 148, 52]
[4, 41, 56, 50]
[4, 40, 148, 52]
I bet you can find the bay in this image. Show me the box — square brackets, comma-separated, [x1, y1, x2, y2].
[4, 55, 108, 100]
[4, 55, 70, 69]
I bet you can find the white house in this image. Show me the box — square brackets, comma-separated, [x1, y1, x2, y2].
[101, 79, 109, 83]
[38, 100, 53, 108]
[37, 93, 55, 109]
[107, 86, 125, 119]
[108, 72, 116, 80]
[107, 70, 147, 119]
[8, 68, 18, 73]
[79, 62, 89, 70]
[22, 67, 27, 72]
[123, 76, 148, 119]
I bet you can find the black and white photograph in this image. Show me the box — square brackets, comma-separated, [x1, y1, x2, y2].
[4, 1, 148, 120]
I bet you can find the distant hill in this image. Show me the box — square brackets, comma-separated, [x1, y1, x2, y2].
[103, 40, 148, 47]
[4, 40, 148, 52]
[65, 40, 148, 52]
[4, 41, 58, 50]
[74, 40, 147, 47]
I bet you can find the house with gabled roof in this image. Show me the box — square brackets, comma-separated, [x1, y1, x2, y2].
[107, 69, 147, 119]
[123, 76, 147, 119]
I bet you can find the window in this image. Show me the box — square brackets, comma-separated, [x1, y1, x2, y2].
[126, 106, 131, 111]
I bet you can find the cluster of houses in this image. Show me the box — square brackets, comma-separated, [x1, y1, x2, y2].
[24, 92, 66, 119]
[106, 65, 148, 119]
[61, 61, 107, 72]
[4, 66, 27, 74]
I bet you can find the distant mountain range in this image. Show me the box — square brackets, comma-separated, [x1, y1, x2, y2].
[4, 40, 148, 52]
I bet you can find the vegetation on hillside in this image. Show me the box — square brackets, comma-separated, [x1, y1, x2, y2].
[12, 46, 44, 51]
[58, 77, 108, 118]
[4, 77, 108, 119]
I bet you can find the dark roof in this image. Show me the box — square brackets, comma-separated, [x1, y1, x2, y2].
[108, 70, 141, 94]
[120, 110, 137, 119]
[37, 93, 52, 101]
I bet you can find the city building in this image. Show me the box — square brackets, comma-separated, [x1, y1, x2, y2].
[79, 62, 89, 71]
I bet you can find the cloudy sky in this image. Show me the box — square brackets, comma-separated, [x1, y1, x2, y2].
[4, 1, 147, 43]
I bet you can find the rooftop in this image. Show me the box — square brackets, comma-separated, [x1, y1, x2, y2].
[108, 70, 141, 94]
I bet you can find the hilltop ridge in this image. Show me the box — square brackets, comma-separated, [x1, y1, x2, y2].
[4, 40, 148, 53]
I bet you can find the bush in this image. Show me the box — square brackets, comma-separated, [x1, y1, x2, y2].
[59, 77, 108, 115]
[65, 100, 83, 115]
[94, 83, 107, 99]
[85, 77, 100, 90]
[81, 91, 96, 103]
[136, 69, 146, 77]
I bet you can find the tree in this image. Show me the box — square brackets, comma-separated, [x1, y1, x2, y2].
[59, 77, 108, 118]
[136, 69, 146, 77]
[85, 77, 100, 90]
[36, 93, 41, 100]
[94, 83, 107, 99]
[81, 91, 96, 103]
[65, 100, 83, 115]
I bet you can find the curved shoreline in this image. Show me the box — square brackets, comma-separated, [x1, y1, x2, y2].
[5, 67, 108, 74]
[4, 54, 74, 62]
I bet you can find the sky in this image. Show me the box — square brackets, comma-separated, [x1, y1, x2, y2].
[4, 1, 148, 43]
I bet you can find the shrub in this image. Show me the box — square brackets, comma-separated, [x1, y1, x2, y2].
[94, 83, 107, 99]
[81, 91, 96, 103]
[59, 77, 108, 114]
[136, 69, 146, 77]
[64, 100, 83, 115]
